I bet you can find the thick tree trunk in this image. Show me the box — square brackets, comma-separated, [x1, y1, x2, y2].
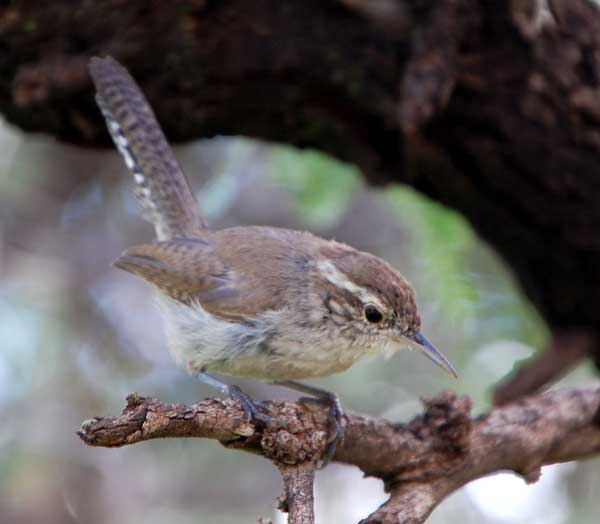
[1, 0, 599, 387]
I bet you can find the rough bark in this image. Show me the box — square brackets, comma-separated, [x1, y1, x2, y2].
[277, 463, 316, 524]
[78, 387, 600, 524]
[1, 1, 599, 395]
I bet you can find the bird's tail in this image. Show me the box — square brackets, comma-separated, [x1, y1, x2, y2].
[89, 56, 207, 240]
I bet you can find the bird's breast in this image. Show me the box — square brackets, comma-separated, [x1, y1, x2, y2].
[154, 294, 379, 380]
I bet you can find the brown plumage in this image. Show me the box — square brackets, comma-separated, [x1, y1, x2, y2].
[114, 226, 420, 333]
[90, 56, 455, 466]
[89, 57, 206, 240]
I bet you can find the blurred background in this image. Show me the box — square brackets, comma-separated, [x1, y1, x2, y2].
[0, 118, 598, 523]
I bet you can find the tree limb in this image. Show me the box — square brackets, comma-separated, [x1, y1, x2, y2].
[494, 330, 596, 405]
[277, 463, 316, 524]
[78, 387, 600, 523]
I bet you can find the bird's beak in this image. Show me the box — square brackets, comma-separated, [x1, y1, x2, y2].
[409, 332, 458, 378]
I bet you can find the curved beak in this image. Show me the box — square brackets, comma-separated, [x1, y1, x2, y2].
[411, 332, 458, 378]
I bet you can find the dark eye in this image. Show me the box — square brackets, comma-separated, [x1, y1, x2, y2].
[364, 304, 383, 324]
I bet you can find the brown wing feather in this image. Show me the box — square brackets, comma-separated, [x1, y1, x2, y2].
[114, 227, 327, 320]
[114, 238, 239, 308]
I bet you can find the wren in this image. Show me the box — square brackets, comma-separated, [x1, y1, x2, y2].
[88, 57, 456, 466]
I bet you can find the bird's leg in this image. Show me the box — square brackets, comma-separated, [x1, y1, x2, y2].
[195, 369, 273, 425]
[273, 380, 344, 468]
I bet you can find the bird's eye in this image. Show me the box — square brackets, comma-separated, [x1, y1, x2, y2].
[364, 304, 384, 324]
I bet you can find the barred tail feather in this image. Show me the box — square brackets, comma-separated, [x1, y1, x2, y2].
[89, 56, 207, 240]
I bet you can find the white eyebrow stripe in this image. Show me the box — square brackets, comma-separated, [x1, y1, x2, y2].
[317, 260, 386, 310]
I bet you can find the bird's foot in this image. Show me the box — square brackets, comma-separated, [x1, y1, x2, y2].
[194, 369, 281, 428]
[227, 385, 278, 426]
[299, 393, 345, 469]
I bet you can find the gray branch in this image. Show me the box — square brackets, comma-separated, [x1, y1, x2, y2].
[78, 387, 600, 523]
[277, 463, 316, 524]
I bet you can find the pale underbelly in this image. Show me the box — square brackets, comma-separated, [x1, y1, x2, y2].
[181, 336, 367, 380]
[158, 295, 383, 381]
[198, 350, 358, 380]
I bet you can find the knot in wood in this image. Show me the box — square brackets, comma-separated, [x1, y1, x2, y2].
[261, 402, 328, 465]
[410, 391, 472, 453]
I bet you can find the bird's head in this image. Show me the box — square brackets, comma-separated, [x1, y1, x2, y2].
[317, 246, 457, 377]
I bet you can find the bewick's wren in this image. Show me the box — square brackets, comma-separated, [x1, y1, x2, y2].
[89, 57, 456, 465]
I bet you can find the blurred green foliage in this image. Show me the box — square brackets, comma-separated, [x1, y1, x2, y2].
[385, 186, 478, 320]
[384, 186, 548, 349]
[270, 145, 362, 228]
[1, 129, 597, 524]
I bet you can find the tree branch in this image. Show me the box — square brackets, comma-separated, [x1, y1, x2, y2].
[277, 463, 316, 524]
[78, 387, 600, 523]
[494, 330, 596, 405]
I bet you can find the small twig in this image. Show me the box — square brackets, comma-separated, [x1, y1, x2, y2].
[494, 330, 595, 405]
[278, 463, 316, 524]
[360, 483, 441, 524]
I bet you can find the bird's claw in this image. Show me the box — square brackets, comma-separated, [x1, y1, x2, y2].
[299, 394, 345, 469]
[228, 385, 282, 428]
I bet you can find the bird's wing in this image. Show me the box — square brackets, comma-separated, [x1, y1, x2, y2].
[114, 238, 241, 314]
[115, 227, 316, 320]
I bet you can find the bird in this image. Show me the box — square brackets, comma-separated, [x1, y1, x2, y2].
[88, 56, 456, 466]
